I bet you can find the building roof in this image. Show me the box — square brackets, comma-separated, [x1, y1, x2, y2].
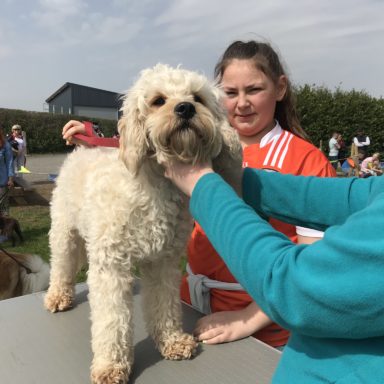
[45, 82, 122, 103]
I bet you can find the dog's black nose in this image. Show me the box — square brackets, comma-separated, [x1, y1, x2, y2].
[174, 102, 196, 120]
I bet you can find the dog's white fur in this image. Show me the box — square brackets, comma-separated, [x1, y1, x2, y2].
[0, 251, 50, 300]
[44, 64, 242, 384]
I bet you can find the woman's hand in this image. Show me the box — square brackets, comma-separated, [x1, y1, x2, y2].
[164, 161, 214, 197]
[7, 178, 14, 188]
[62, 120, 91, 146]
[193, 302, 272, 344]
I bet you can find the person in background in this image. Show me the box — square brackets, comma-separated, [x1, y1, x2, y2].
[360, 152, 382, 177]
[369, 158, 383, 176]
[92, 122, 104, 138]
[328, 132, 340, 170]
[0, 124, 14, 216]
[10, 125, 26, 173]
[7, 131, 19, 160]
[336, 133, 346, 167]
[353, 130, 370, 159]
[61, 41, 336, 350]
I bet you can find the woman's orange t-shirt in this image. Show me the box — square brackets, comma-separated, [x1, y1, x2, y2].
[181, 126, 336, 347]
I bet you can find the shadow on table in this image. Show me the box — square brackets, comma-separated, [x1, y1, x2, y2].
[130, 290, 203, 382]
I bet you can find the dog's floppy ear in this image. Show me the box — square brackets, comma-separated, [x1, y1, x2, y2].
[213, 119, 242, 170]
[118, 93, 149, 176]
[207, 84, 242, 169]
[212, 119, 243, 196]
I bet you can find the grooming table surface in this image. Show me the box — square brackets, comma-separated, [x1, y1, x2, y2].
[0, 283, 280, 384]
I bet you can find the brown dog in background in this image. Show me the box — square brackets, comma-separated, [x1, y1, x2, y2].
[0, 249, 50, 300]
[0, 215, 24, 246]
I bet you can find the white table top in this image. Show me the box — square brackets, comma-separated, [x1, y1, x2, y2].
[0, 283, 280, 384]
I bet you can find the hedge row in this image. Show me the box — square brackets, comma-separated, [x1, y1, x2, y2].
[295, 85, 384, 155]
[1, 85, 383, 155]
[0, 108, 117, 153]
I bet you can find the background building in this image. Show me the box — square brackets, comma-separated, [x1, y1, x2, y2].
[45, 82, 123, 120]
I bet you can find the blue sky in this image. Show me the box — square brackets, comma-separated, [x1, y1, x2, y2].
[1, 0, 384, 112]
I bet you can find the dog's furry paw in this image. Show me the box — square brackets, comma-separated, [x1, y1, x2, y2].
[91, 363, 131, 384]
[44, 288, 74, 312]
[161, 333, 198, 360]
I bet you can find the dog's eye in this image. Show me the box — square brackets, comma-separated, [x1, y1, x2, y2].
[152, 96, 166, 107]
[193, 94, 203, 104]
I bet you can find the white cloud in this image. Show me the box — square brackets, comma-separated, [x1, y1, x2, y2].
[32, 0, 88, 28]
[29, 0, 144, 47]
[1, 0, 384, 111]
[82, 16, 143, 45]
[0, 45, 11, 60]
[0, 20, 13, 60]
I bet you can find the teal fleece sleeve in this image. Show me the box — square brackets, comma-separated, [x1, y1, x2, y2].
[190, 172, 384, 338]
[243, 168, 380, 230]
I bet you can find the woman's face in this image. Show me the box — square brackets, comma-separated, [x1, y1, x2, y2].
[221, 59, 286, 142]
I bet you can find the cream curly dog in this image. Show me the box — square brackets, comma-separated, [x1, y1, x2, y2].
[44, 64, 242, 384]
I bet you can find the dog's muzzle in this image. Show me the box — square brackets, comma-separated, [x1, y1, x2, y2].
[174, 102, 196, 120]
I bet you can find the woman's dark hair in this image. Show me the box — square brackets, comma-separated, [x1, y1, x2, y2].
[214, 40, 309, 141]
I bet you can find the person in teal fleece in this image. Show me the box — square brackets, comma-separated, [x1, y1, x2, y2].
[164, 162, 384, 383]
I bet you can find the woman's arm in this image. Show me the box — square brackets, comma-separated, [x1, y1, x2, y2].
[62, 120, 119, 148]
[62, 120, 92, 146]
[243, 168, 380, 230]
[190, 172, 384, 338]
[189, 179, 322, 345]
[193, 301, 272, 344]
[353, 137, 363, 147]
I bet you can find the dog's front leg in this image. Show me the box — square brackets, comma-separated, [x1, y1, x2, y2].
[140, 256, 197, 360]
[45, 226, 85, 313]
[87, 250, 134, 384]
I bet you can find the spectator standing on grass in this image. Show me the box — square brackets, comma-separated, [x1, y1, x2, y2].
[353, 130, 370, 159]
[10, 125, 26, 173]
[337, 133, 346, 166]
[0, 124, 14, 216]
[328, 132, 340, 170]
[7, 131, 19, 160]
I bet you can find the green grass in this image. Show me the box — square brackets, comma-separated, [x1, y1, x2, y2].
[8, 205, 50, 262]
[7, 205, 87, 282]
[6, 205, 186, 283]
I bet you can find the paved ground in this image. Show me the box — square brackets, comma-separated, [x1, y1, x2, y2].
[12, 153, 69, 206]
[23, 153, 68, 184]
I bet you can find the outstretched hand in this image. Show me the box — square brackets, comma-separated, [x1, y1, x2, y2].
[164, 161, 214, 197]
[62, 120, 93, 147]
[193, 302, 272, 344]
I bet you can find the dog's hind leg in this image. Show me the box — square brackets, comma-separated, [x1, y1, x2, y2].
[87, 244, 134, 384]
[13, 220, 23, 244]
[140, 255, 197, 360]
[0, 261, 20, 300]
[44, 226, 85, 313]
